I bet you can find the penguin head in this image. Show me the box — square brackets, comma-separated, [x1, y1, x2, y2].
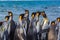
[19, 14, 24, 21]
[8, 11, 13, 17]
[31, 12, 36, 19]
[51, 21, 56, 26]
[57, 17, 60, 22]
[42, 14, 47, 18]
[5, 16, 10, 21]
[41, 11, 45, 16]
[36, 11, 41, 17]
[25, 10, 29, 15]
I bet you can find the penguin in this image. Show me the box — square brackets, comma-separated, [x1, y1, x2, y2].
[41, 13, 49, 40]
[48, 21, 57, 40]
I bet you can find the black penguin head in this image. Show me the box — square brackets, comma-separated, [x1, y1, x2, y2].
[5, 16, 10, 21]
[31, 12, 36, 18]
[57, 17, 60, 22]
[51, 21, 56, 26]
[8, 11, 13, 17]
[19, 14, 24, 20]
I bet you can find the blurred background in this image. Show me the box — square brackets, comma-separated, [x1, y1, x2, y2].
[0, 1, 60, 22]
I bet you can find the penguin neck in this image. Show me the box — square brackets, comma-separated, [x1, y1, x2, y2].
[35, 16, 39, 21]
[10, 16, 13, 21]
[19, 20, 23, 26]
